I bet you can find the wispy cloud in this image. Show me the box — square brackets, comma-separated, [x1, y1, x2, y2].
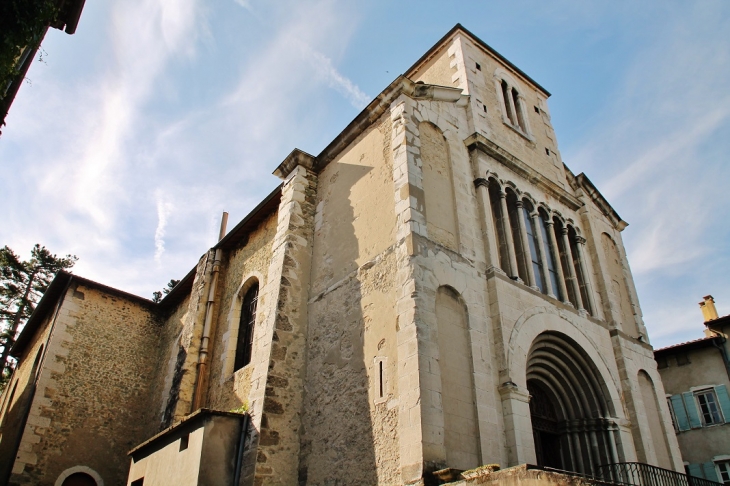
[154, 190, 173, 263]
[296, 42, 370, 109]
[565, 3, 730, 346]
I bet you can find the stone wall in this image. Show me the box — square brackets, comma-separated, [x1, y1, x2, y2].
[300, 112, 401, 485]
[0, 312, 54, 485]
[8, 283, 160, 486]
[206, 212, 277, 413]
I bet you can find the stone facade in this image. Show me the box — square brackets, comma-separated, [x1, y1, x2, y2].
[0, 24, 683, 486]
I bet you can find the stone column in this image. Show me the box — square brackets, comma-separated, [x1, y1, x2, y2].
[574, 236, 597, 316]
[545, 219, 569, 304]
[514, 200, 536, 288]
[515, 92, 530, 135]
[498, 383, 535, 466]
[474, 179, 501, 271]
[531, 212, 555, 298]
[498, 191, 521, 281]
[561, 227, 584, 311]
[505, 84, 518, 127]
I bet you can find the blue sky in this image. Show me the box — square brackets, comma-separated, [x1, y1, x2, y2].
[1, 1, 728, 349]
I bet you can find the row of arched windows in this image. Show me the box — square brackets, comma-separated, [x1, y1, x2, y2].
[481, 176, 595, 316]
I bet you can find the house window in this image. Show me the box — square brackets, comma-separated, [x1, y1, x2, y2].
[717, 461, 730, 484]
[234, 283, 259, 371]
[695, 389, 723, 425]
[676, 353, 691, 366]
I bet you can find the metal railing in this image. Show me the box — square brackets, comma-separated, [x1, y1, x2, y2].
[595, 462, 722, 486]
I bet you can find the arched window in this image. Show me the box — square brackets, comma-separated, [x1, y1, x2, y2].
[487, 179, 510, 274]
[553, 218, 579, 308]
[568, 226, 592, 316]
[500, 80, 515, 125]
[538, 210, 562, 301]
[512, 87, 527, 132]
[234, 282, 259, 371]
[506, 190, 528, 282]
[522, 201, 545, 293]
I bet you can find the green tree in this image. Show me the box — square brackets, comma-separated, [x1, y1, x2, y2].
[0, 0, 58, 95]
[152, 278, 180, 303]
[0, 244, 77, 389]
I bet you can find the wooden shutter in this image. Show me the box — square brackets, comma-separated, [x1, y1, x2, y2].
[682, 392, 702, 428]
[714, 384, 730, 423]
[670, 394, 690, 431]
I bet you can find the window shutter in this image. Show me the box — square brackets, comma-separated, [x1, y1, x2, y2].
[703, 462, 720, 482]
[687, 463, 703, 479]
[670, 394, 690, 431]
[683, 392, 702, 428]
[714, 384, 730, 423]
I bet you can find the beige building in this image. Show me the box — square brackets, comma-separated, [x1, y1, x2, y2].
[0, 24, 685, 486]
[655, 296, 730, 484]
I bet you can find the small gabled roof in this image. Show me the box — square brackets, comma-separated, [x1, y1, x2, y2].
[405, 23, 551, 98]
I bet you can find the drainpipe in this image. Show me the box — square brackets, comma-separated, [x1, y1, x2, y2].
[191, 212, 228, 412]
[710, 334, 730, 382]
[232, 413, 250, 486]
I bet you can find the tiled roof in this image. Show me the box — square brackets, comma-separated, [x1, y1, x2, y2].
[654, 336, 717, 354]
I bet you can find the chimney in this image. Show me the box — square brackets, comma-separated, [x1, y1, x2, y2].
[699, 295, 719, 322]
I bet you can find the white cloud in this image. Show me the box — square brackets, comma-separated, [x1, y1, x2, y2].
[154, 190, 173, 263]
[297, 42, 370, 109]
[564, 3, 730, 346]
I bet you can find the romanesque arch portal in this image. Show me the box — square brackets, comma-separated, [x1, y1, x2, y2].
[526, 331, 620, 475]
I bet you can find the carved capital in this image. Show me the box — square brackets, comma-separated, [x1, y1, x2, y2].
[575, 235, 587, 245]
[473, 178, 488, 189]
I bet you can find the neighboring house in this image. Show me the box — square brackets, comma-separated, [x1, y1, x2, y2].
[655, 296, 730, 485]
[0, 0, 86, 132]
[0, 24, 685, 486]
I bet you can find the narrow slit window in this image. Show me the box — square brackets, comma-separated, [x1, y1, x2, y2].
[378, 361, 384, 398]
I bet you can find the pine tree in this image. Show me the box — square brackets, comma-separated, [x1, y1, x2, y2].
[152, 279, 180, 303]
[0, 244, 77, 388]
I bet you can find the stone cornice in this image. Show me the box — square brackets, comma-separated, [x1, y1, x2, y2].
[273, 76, 468, 179]
[273, 149, 316, 179]
[464, 132, 582, 211]
[575, 173, 628, 232]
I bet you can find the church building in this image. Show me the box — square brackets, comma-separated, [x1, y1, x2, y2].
[0, 24, 684, 486]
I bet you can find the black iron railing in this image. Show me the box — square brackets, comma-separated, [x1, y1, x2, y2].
[595, 462, 722, 486]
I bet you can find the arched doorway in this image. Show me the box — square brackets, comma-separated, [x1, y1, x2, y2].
[61, 472, 97, 486]
[526, 331, 619, 475]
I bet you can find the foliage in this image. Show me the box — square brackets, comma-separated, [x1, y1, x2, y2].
[152, 279, 181, 303]
[229, 402, 249, 414]
[0, 0, 59, 100]
[0, 244, 77, 390]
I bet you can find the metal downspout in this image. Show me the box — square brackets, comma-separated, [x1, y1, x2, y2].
[232, 413, 250, 486]
[191, 212, 228, 412]
[710, 334, 730, 381]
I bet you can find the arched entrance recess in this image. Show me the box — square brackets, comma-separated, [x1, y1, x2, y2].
[526, 331, 620, 475]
